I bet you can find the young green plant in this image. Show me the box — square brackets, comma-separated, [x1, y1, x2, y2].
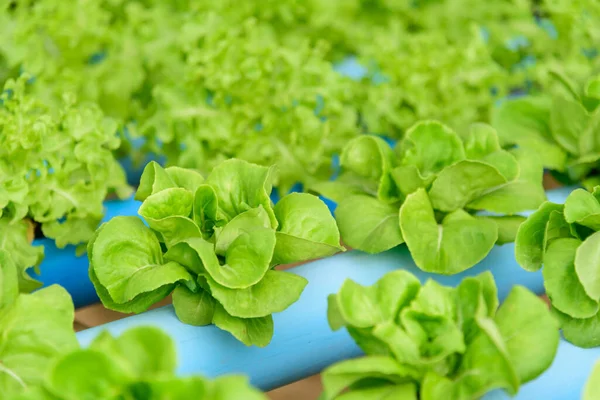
[89, 159, 343, 347]
[314, 120, 545, 274]
[493, 71, 600, 189]
[322, 269, 559, 400]
[0, 76, 131, 291]
[0, 250, 264, 400]
[516, 186, 600, 348]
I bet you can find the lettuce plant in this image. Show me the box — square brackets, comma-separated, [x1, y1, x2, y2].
[516, 186, 600, 348]
[89, 159, 343, 346]
[0, 76, 130, 290]
[493, 71, 600, 190]
[0, 250, 264, 400]
[322, 270, 559, 400]
[314, 121, 545, 274]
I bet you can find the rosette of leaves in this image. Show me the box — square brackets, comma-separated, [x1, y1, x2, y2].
[0, 250, 264, 400]
[515, 186, 600, 348]
[322, 270, 559, 400]
[314, 120, 545, 274]
[0, 76, 131, 289]
[89, 159, 343, 346]
[493, 71, 600, 190]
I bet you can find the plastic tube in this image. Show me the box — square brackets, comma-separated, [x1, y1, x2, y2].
[32, 197, 141, 308]
[77, 220, 581, 394]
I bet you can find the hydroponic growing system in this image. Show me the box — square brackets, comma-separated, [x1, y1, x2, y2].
[2, 1, 600, 399]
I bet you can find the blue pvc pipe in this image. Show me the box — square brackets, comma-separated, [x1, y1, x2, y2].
[76, 227, 583, 394]
[32, 197, 141, 308]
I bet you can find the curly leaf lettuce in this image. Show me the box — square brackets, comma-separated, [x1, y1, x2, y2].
[516, 186, 600, 347]
[89, 159, 343, 346]
[322, 270, 559, 400]
[315, 120, 544, 274]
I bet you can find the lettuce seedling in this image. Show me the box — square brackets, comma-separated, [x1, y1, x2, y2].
[493, 71, 600, 190]
[516, 186, 600, 348]
[314, 121, 545, 274]
[89, 159, 343, 347]
[0, 76, 131, 291]
[322, 270, 559, 400]
[0, 250, 265, 400]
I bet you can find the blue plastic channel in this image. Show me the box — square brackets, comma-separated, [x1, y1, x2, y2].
[76, 183, 579, 394]
[32, 196, 141, 308]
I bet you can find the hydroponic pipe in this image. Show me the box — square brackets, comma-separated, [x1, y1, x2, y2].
[32, 197, 141, 308]
[76, 192, 578, 395]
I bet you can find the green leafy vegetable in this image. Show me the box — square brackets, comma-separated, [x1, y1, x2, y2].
[322, 270, 559, 400]
[0, 75, 131, 288]
[90, 159, 343, 346]
[315, 121, 545, 274]
[0, 250, 265, 399]
[515, 186, 600, 347]
[493, 72, 600, 189]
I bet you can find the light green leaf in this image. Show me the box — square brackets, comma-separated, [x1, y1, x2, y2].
[45, 350, 124, 399]
[492, 97, 567, 170]
[400, 189, 497, 274]
[494, 286, 560, 383]
[543, 210, 573, 251]
[0, 218, 44, 293]
[544, 238, 598, 318]
[478, 216, 526, 245]
[340, 135, 398, 201]
[335, 270, 420, 328]
[564, 188, 600, 230]
[193, 184, 219, 237]
[135, 161, 176, 201]
[553, 307, 600, 348]
[321, 356, 417, 400]
[390, 165, 434, 197]
[0, 286, 78, 398]
[175, 235, 275, 289]
[215, 207, 271, 255]
[335, 383, 417, 400]
[398, 121, 465, 177]
[90, 217, 192, 304]
[89, 326, 176, 379]
[457, 316, 519, 397]
[466, 148, 546, 214]
[465, 123, 519, 181]
[205, 270, 307, 318]
[212, 304, 273, 347]
[172, 285, 215, 326]
[0, 251, 18, 310]
[206, 159, 277, 228]
[165, 166, 205, 193]
[272, 193, 342, 265]
[428, 160, 507, 212]
[550, 95, 590, 155]
[515, 202, 563, 271]
[575, 231, 600, 300]
[334, 195, 403, 253]
[138, 188, 202, 246]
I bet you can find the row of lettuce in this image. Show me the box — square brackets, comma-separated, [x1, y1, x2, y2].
[1, 0, 600, 288]
[1, 73, 599, 398]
